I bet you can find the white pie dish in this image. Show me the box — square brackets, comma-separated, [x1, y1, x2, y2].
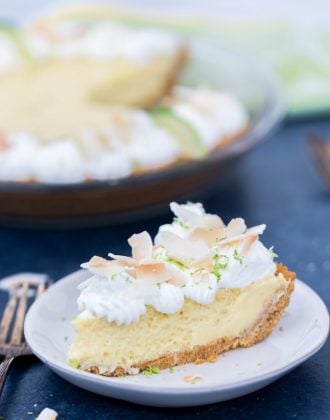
[24, 269, 329, 407]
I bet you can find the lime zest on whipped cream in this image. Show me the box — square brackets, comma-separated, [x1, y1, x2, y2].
[233, 249, 244, 264]
[212, 254, 229, 282]
[269, 246, 278, 259]
[77, 202, 277, 325]
[173, 216, 190, 231]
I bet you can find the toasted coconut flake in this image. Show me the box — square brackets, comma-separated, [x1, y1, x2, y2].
[190, 256, 214, 272]
[189, 227, 226, 246]
[165, 263, 187, 286]
[217, 224, 265, 247]
[246, 224, 266, 236]
[135, 262, 170, 284]
[36, 408, 58, 420]
[202, 214, 225, 230]
[81, 256, 124, 276]
[225, 218, 247, 237]
[241, 235, 258, 254]
[157, 230, 210, 262]
[184, 375, 202, 384]
[128, 231, 153, 260]
[108, 253, 138, 267]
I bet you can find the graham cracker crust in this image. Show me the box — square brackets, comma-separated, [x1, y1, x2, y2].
[86, 263, 296, 377]
[134, 44, 189, 110]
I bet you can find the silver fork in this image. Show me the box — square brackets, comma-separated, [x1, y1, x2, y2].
[0, 274, 51, 395]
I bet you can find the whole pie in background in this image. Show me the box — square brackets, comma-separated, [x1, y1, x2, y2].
[0, 8, 249, 184]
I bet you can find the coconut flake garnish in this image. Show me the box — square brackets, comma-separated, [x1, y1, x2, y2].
[35, 408, 58, 420]
[156, 230, 210, 263]
[81, 256, 124, 277]
[128, 231, 153, 260]
[184, 374, 202, 384]
[78, 202, 276, 323]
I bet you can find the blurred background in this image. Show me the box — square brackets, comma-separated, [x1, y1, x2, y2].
[3, 0, 330, 117]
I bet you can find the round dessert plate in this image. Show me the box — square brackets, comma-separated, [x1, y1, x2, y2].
[24, 271, 329, 407]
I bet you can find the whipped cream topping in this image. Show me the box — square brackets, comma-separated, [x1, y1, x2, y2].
[0, 108, 180, 183]
[0, 84, 249, 183]
[77, 202, 276, 325]
[25, 21, 181, 64]
[172, 87, 248, 148]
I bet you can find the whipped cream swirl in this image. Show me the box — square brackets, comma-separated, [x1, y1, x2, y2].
[0, 109, 179, 183]
[77, 202, 276, 325]
[26, 22, 181, 64]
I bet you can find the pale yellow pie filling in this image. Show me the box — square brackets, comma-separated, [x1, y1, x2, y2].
[0, 53, 183, 140]
[68, 273, 289, 370]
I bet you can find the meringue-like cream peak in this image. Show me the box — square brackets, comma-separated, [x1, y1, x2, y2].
[77, 202, 276, 325]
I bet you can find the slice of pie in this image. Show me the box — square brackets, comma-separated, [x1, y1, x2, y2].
[0, 19, 186, 140]
[68, 202, 295, 376]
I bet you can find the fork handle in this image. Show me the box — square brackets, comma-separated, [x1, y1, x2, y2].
[0, 356, 14, 395]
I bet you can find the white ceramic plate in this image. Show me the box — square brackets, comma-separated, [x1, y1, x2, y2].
[24, 270, 329, 407]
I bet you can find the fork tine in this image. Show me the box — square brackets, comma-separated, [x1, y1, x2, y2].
[37, 281, 46, 297]
[0, 291, 17, 343]
[10, 281, 29, 345]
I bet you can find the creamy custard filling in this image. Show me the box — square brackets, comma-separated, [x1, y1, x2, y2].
[69, 273, 288, 369]
[76, 202, 277, 325]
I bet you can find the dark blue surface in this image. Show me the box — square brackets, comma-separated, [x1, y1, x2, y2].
[0, 119, 329, 419]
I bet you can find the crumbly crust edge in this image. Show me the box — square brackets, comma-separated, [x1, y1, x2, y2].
[84, 263, 296, 377]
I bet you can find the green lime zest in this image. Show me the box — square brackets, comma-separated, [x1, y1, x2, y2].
[68, 359, 79, 369]
[216, 237, 227, 242]
[233, 249, 244, 264]
[214, 254, 229, 269]
[212, 254, 229, 281]
[191, 267, 204, 275]
[269, 246, 278, 259]
[166, 257, 187, 270]
[173, 216, 190, 230]
[142, 366, 161, 376]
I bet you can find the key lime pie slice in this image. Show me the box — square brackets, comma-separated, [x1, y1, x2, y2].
[68, 202, 295, 376]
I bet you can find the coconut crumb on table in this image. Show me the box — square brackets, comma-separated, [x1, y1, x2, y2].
[184, 375, 202, 384]
[36, 407, 58, 420]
